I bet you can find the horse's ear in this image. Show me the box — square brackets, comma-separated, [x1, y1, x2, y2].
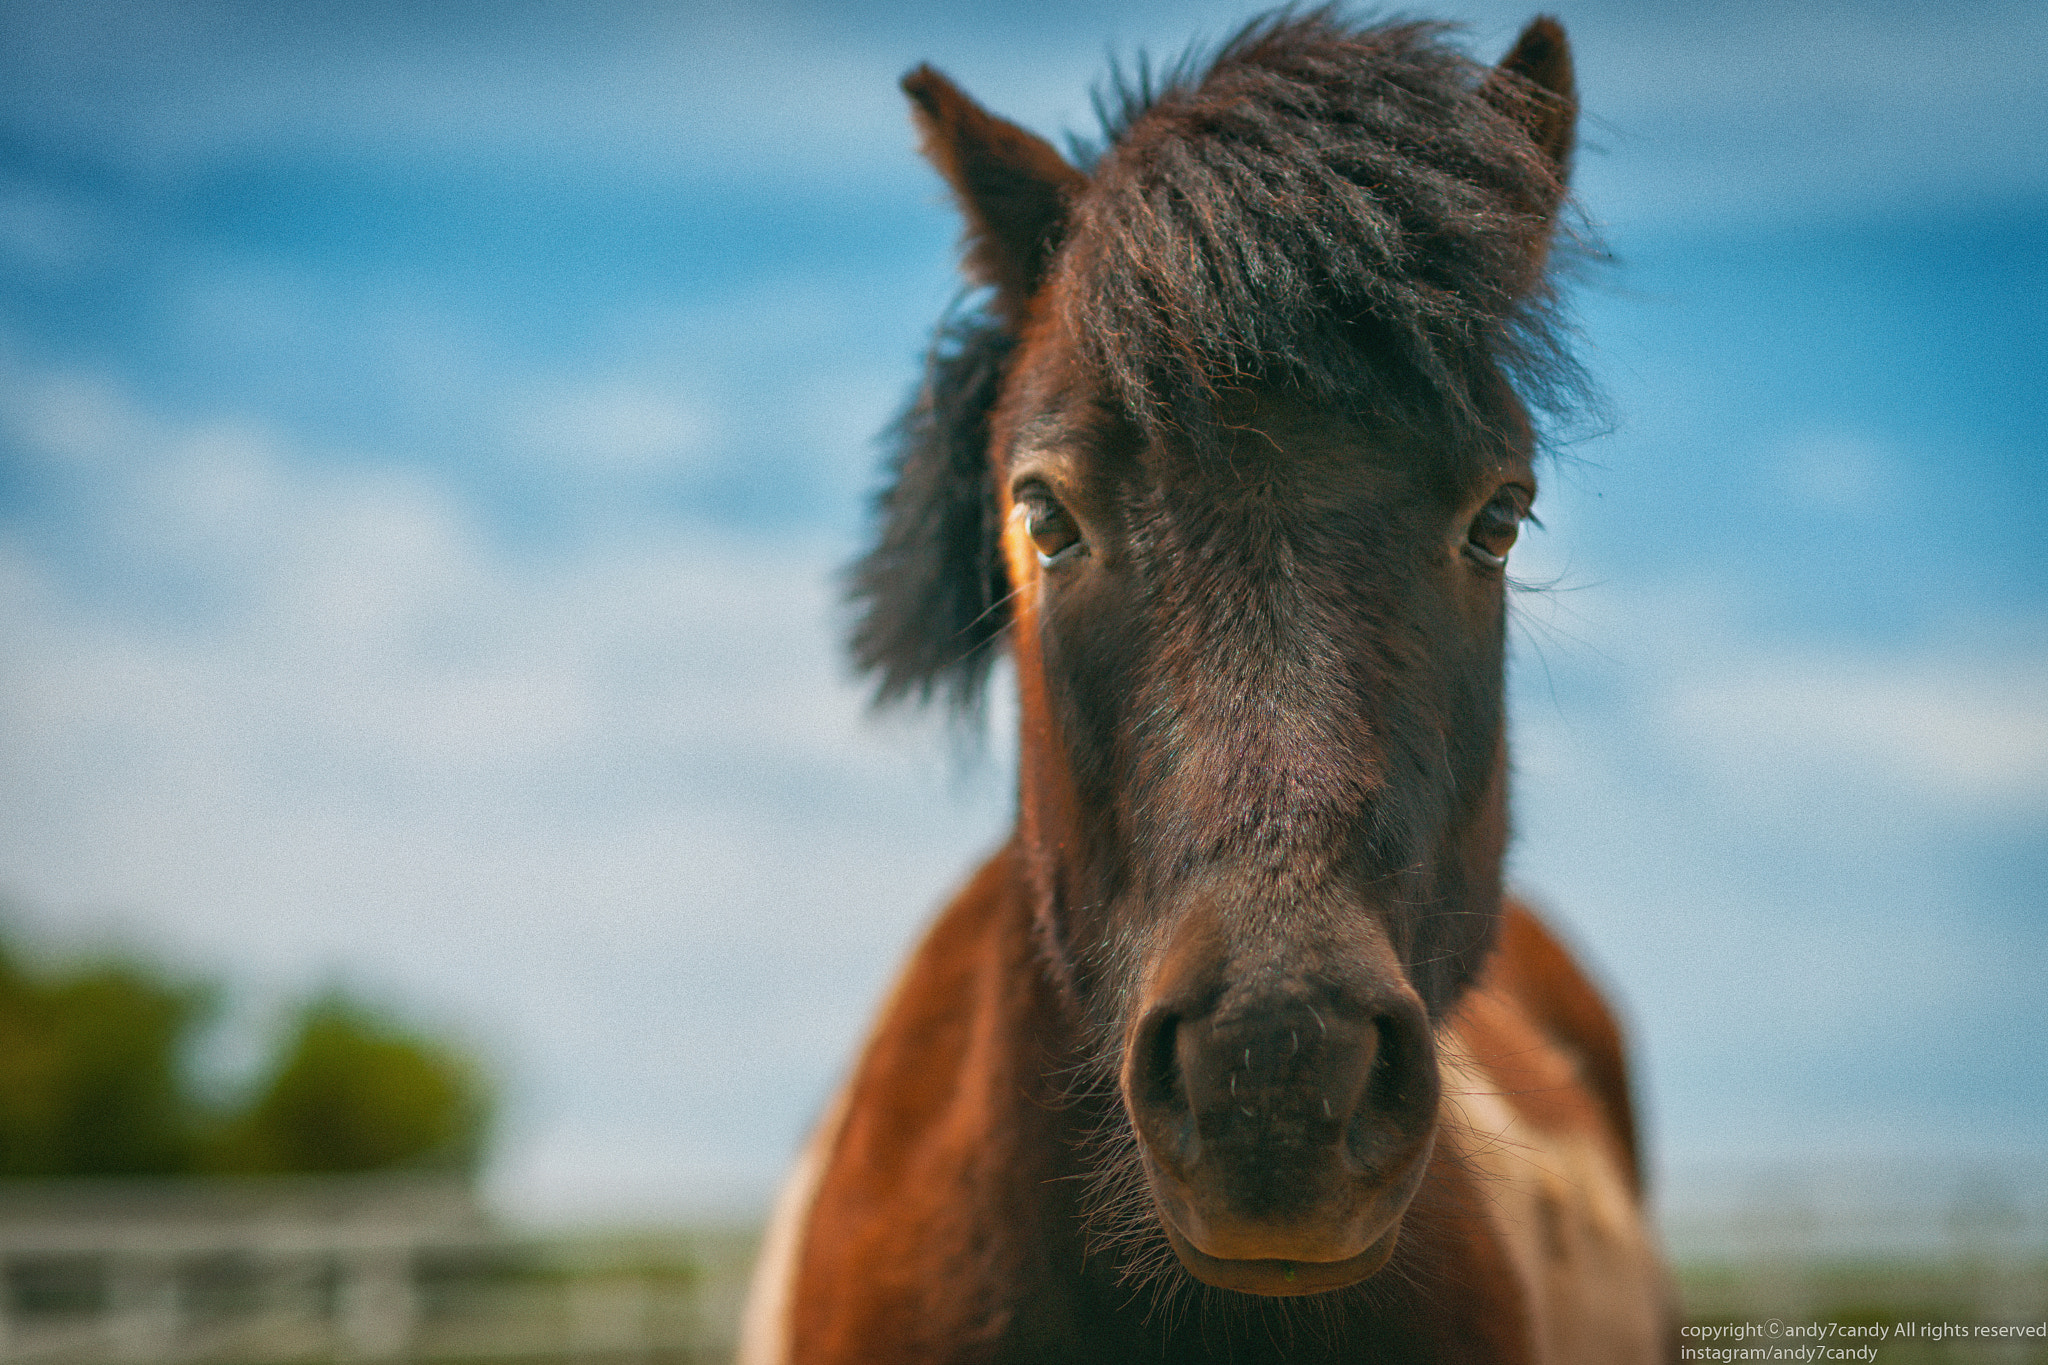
[1484, 16, 1577, 184]
[903, 65, 1086, 322]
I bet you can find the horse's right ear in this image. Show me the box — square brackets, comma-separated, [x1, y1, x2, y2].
[902, 66, 1086, 323]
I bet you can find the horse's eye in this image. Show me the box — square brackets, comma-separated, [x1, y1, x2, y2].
[1019, 491, 1083, 565]
[1464, 488, 1529, 570]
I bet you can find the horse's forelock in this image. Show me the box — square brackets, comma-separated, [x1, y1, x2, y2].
[1057, 12, 1586, 457]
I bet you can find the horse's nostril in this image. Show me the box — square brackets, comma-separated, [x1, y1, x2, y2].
[1348, 1006, 1435, 1166]
[1129, 1008, 1202, 1169]
[1140, 1011, 1184, 1112]
[1346, 1014, 1382, 1104]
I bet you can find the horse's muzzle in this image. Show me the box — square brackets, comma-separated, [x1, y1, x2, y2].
[1123, 969, 1439, 1295]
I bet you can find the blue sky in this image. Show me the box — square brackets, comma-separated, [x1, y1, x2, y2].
[1, 0, 2043, 1236]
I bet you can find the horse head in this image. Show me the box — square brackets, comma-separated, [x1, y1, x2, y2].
[851, 13, 1579, 1298]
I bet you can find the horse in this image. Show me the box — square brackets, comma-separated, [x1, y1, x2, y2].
[740, 12, 1674, 1362]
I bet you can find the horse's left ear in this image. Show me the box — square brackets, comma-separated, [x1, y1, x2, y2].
[1484, 16, 1577, 186]
[902, 65, 1086, 323]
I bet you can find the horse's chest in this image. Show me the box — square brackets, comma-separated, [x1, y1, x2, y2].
[1440, 1030, 1673, 1365]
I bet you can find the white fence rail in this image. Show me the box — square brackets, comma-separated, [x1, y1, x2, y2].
[0, 1177, 750, 1365]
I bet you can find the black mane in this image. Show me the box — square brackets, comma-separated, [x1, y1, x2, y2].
[847, 310, 1016, 712]
[1064, 10, 1582, 446]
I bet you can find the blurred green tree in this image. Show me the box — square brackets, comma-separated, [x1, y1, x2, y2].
[207, 994, 490, 1176]
[0, 938, 209, 1176]
[0, 914, 490, 1178]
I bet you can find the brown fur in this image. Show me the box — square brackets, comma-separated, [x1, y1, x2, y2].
[1483, 904, 1644, 1189]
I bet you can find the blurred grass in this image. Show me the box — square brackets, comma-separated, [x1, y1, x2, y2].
[1679, 1257, 2048, 1364]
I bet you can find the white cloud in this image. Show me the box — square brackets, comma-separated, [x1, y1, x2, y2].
[1668, 655, 2048, 813]
[0, 354, 1014, 1220]
[1777, 430, 1902, 514]
[507, 381, 720, 475]
[1511, 573, 2048, 829]
[1557, 0, 2048, 224]
[0, 365, 150, 469]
